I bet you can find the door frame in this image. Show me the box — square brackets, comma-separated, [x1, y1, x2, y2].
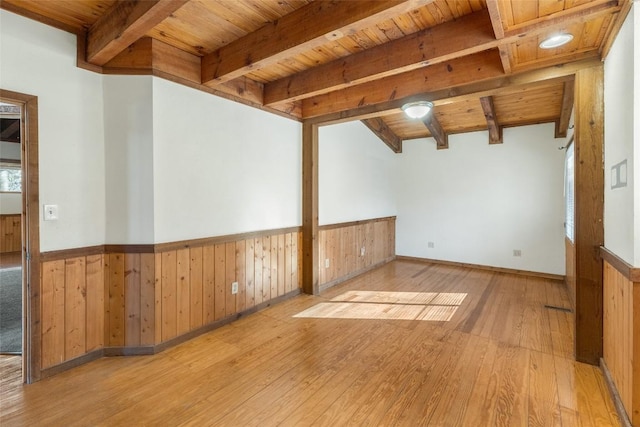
[1, 89, 40, 383]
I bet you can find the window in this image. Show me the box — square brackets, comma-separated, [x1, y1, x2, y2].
[0, 163, 21, 192]
[564, 143, 574, 242]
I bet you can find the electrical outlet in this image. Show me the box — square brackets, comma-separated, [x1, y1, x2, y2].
[513, 249, 522, 257]
[325, 258, 330, 268]
[231, 282, 238, 294]
[428, 242, 435, 248]
[360, 247, 366, 257]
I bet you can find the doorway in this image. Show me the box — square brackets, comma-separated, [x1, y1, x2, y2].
[0, 101, 23, 360]
[0, 89, 40, 383]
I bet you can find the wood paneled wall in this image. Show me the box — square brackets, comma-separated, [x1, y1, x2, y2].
[41, 255, 105, 369]
[602, 252, 640, 425]
[318, 216, 395, 289]
[38, 229, 302, 370]
[565, 237, 576, 309]
[0, 214, 21, 253]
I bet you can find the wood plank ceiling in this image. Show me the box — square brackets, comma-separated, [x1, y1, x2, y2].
[1, 0, 630, 151]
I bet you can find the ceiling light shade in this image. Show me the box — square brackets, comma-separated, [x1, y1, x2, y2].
[401, 101, 433, 119]
[539, 33, 573, 49]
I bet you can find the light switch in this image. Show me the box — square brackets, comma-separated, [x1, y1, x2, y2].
[44, 204, 59, 221]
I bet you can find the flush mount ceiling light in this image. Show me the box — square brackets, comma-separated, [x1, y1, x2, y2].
[401, 101, 434, 119]
[539, 33, 574, 49]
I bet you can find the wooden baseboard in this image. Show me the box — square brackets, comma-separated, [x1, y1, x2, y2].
[600, 358, 632, 427]
[395, 256, 565, 281]
[39, 349, 104, 380]
[319, 257, 395, 292]
[44, 289, 303, 375]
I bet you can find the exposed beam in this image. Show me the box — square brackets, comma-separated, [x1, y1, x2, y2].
[361, 118, 403, 153]
[555, 79, 575, 138]
[87, 0, 189, 66]
[264, 9, 495, 105]
[573, 64, 604, 365]
[486, 0, 512, 74]
[201, 0, 432, 86]
[305, 57, 601, 125]
[302, 122, 319, 295]
[485, 0, 505, 39]
[265, 0, 619, 106]
[302, 50, 504, 119]
[421, 113, 448, 149]
[479, 96, 503, 144]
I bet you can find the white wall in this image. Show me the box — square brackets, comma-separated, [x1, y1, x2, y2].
[604, 5, 636, 265]
[319, 121, 397, 225]
[103, 76, 155, 244]
[0, 10, 106, 251]
[395, 124, 566, 275]
[152, 78, 302, 243]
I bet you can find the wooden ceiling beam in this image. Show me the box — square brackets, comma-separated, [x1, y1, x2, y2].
[201, 0, 433, 86]
[361, 118, 403, 153]
[555, 79, 575, 138]
[302, 50, 505, 119]
[479, 96, 503, 144]
[264, 9, 495, 105]
[421, 113, 448, 150]
[485, 0, 512, 74]
[306, 57, 601, 126]
[266, 0, 619, 106]
[87, 0, 189, 66]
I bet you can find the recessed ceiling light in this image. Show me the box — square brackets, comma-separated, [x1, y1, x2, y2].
[401, 101, 434, 119]
[539, 33, 574, 49]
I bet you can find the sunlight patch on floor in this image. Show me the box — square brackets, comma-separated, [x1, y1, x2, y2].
[294, 291, 467, 321]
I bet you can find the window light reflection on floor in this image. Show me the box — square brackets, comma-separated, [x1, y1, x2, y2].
[293, 291, 467, 322]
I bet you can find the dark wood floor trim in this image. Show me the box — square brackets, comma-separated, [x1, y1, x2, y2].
[39, 349, 104, 380]
[600, 358, 632, 427]
[318, 216, 396, 231]
[396, 256, 565, 281]
[319, 256, 395, 292]
[44, 289, 303, 376]
[600, 246, 640, 282]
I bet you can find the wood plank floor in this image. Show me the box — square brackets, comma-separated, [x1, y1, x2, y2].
[0, 260, 620, 426]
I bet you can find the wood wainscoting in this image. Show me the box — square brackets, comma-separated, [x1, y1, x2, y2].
[565, 237, 576, 309]
[38, 228, 302, 375]
[318, 216, 395, 290]
[601, 247, 640, 426]
[0, 214, 21, 253]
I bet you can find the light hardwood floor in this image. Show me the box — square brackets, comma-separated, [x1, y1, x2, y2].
[0, 260, 620, 426]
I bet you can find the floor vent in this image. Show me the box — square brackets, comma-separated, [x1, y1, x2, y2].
[544, 304, 572, 313]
